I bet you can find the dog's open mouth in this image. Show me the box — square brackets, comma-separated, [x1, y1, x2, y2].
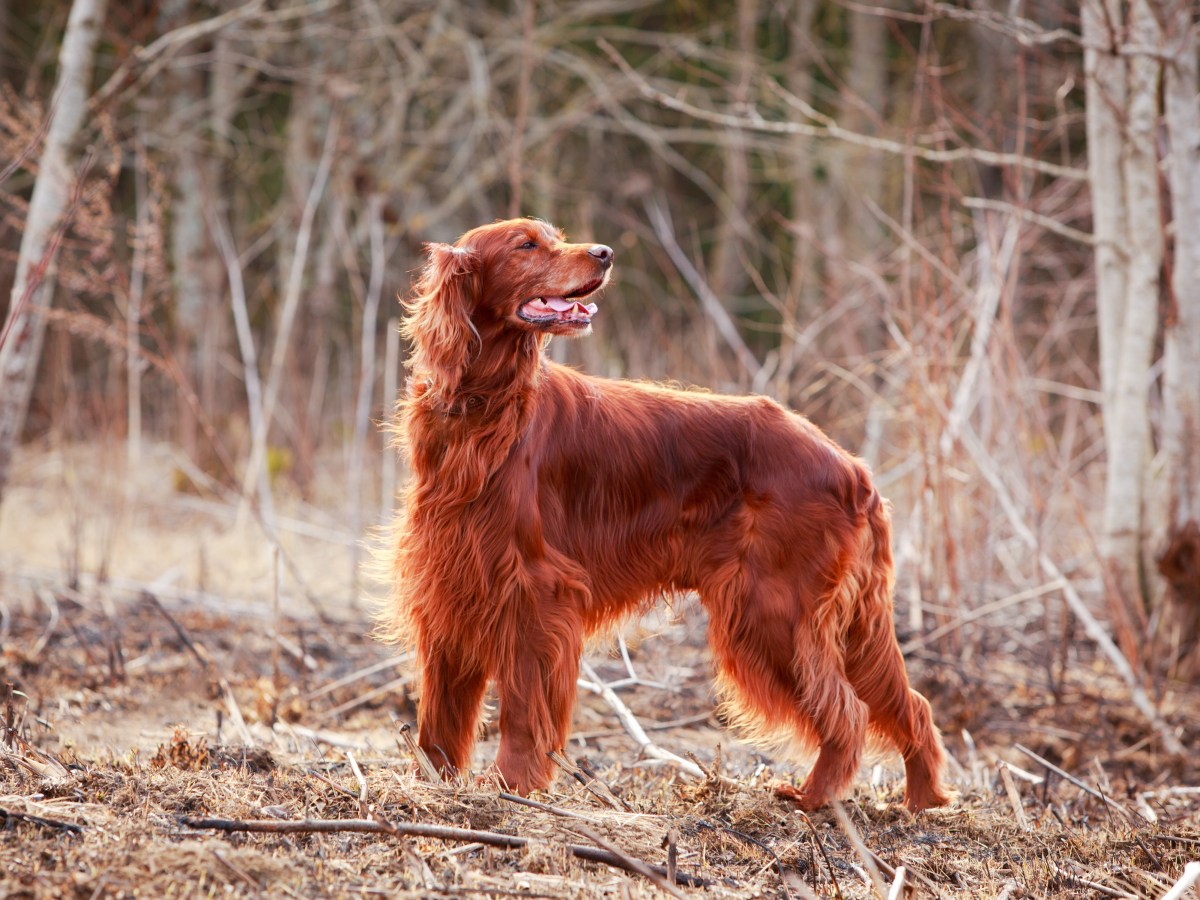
[517, 280, 603, 326]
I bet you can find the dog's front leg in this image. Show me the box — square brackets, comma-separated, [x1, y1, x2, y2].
[416, 639, 489, 781]
[492, 603, 583, 794]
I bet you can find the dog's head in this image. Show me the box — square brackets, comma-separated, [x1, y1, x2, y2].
[403, 218, 614, 399]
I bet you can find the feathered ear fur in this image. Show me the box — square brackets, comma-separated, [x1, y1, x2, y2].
[401, 243, 479, 402]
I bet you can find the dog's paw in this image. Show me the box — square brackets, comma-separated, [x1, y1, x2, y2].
[773, 782, 828, 812]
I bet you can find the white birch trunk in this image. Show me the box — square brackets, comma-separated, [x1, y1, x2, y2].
[1156, 0, 1200, 668]
[1101, 0, 1162, 632]
[1083, 0, 1160, 654]
[0, 0, 108, 501]
[1082, 0, 1128, 428]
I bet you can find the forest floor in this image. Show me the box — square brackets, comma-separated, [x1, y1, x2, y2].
[0, 587, 1198, 899]
[1, 446, 1199, 898]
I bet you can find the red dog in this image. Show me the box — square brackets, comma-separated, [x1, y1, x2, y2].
[385, 218, 948, 812]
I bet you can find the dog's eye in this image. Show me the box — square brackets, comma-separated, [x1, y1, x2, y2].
[518, 240, 538, 250]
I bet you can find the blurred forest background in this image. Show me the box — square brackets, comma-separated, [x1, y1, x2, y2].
[0, 0, 1197, 725]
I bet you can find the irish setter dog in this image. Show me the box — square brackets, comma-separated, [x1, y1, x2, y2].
[384, 218, 948, 812]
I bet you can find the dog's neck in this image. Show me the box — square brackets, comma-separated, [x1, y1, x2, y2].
[420, 327, 546, 418]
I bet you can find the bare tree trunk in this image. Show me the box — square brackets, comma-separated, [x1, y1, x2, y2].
[838, 0, 888, 255]
[1155, 0, 1200, 674]
[1083, 0, 1156, 663]
[708, 0, 758, 307]
[1083, 0, 1128, 433]
[1103, 0, 1162, 657]
[161, 0, 209, 459]
[0, 0, 108, 503]
[775, 0, 819, 405]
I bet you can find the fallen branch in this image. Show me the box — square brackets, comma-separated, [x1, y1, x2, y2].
[997, 762, 1032, 832]
[573, 824, 686, 899]
[577, 660, 735, 786]
[181, 816, 710, 887]
[1013, 744, 1146, 824]
[498, 791, 605, 823]
[0, 807, 83, 834]
[548, 750, 629, 811]
[1162, 862, 1200, 900]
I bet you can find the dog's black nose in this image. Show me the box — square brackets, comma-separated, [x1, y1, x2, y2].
[588, 245, 614, 267]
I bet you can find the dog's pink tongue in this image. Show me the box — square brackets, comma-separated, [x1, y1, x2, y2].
[541, 298, 597, 319]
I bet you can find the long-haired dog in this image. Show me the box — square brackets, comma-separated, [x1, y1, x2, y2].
[383, 218, 948, 811]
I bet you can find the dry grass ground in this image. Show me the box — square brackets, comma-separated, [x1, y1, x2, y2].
[0, 588, 1198, 899]
[1, 446, 1199, 898]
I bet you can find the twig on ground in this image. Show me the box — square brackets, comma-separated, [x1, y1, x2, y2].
[304, 768, 360, 800]
[397, 723, 441, 783]
[706, 822, 792, 900]
[143, 591, 208, 668]
[0, 807, 83, 834]
[304, 653, 411, 701]
[1014, 744, 1145, 824]
[181, 816, 711, 887]
[347, 751, 369, 818]
[220, 680, 254, 747]
[572, 824, 686, 899]
[573, 711, 713, 741]
[275, 720, 368, 752]
[314, 675, 410, 723]
[144, 591, 254, 746]
[548, 750, 628, 812]
[795, 809, 843, 900]
[1060, 870, 1135, 898]
[998, 762, 1032, 831]
[600, 632, 668, 690]
[498, 791, 606, 823]
[664, 827, 678, 887]
[0, 742, 72, 781]
[833, 803, 886, 899]
[1162, 861, 1200, 900]
[863, 847, 944, 899]
[885, 866, 906, 900]
[577, 660, 733, 786]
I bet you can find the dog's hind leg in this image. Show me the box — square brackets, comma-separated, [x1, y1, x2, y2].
[702, 573, 802, 739]
[784, 618, 870, 810]
[700, 556, 864, 811]
[703, 570, 867, 809]
[844, 615, 949, 812]
[842, 496, 948, 811]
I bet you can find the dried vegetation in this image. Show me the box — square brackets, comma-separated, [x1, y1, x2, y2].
[0, 589, 1197, 899]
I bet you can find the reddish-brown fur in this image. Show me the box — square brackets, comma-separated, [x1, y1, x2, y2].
[384, 218, 949, 812]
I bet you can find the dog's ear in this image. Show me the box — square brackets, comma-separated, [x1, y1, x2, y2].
[402, 242, 479, 401]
